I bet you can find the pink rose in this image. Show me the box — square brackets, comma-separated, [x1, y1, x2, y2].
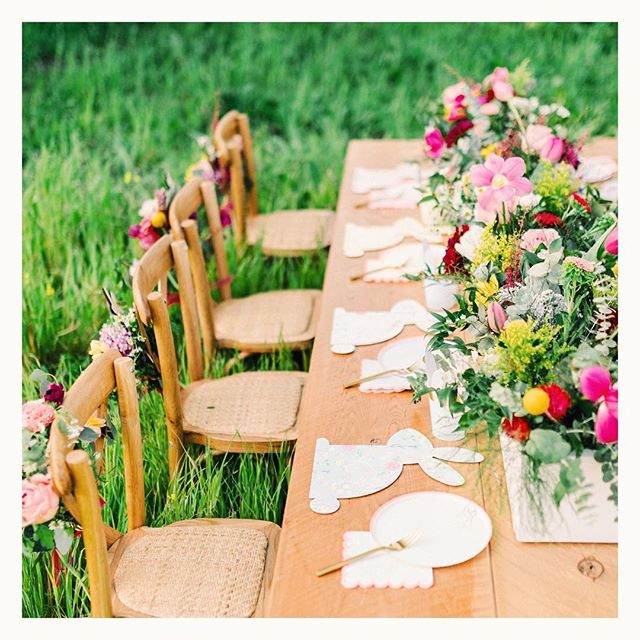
[485, 67, 514, 102]
[424, 127, 445, 159]
[487, 302, 507, 333]
[22, 399, 56, 434]
[22, 473, 60, 527]
[540, 136, 565, 163]
[520, 228, 560, 252]
[479, 101, 500, 116]
[525, 124, 552, 153]
[605, 227, 618, 255]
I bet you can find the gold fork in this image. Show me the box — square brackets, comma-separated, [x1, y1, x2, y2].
[315, 531, 421, 577]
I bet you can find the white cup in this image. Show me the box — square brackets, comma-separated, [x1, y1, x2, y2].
[423, 278, 458, 312]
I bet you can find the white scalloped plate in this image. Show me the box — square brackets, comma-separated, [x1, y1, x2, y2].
[370, 491, 492, 568]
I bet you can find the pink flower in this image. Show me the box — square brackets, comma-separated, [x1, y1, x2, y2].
[443, 82, 466, 106]
[479, 102, 500, 116]
[525, 124, 552, 153]
[22, 400, 56, 434]
[540, 136, 565, 163]
[485, 67, 513, 102]
[138, 197, 160, 220]
[520, 228, 560, 252]
[605, 227, 618, 255]
[579, 366, 618, 444]
[596, 391, 618, 444]
[563, 256, 595, 272]
[470, 154, 532, 213]
[424, 127, 445, 159]
[580, 366, 612, 402]
[137, 219, 160, 250]
[22, 474, 60, 527]
[487, 302, 507, 333]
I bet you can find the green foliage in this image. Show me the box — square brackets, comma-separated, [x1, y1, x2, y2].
[524, 429, 572, 464]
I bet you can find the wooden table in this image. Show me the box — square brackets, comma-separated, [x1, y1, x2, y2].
[266, 139, 617, 617]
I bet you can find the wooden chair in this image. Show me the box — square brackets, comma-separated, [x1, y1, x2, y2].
[169, 177, 322, 356]
[213, 109, 334, 256]
[131, 234, 306, 476]
[49, 350, 280, 618]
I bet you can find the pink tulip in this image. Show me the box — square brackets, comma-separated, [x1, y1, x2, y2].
[424, 127, 445, 159]
[605, 227, 618, 255]
[22, 474, 60, 527]
[540, 136, 565, 163]
[579, 366, 612, 402]
[487, 302, 507, 333]
[595, 389, 618, 443]
[525, 124, 553, 153]
[470, 154, 532, 213]
[580, 367, 618, 444]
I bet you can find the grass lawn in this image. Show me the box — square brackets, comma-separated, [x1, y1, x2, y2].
[22, 22, 617, 617]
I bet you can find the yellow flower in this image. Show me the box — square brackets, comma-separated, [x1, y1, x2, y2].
[613, 263, 618, 278]
[523, 388, 550, 415]
[475, 275, 500, 307]
[85, 415, 106, 436]
[45, 284, 55, 297]
[24, 273, 31, 285]
[124, 171, 132, 184]
[89, 339, 107, 360]
[150, 211, 167, 228]
[481, 143, 498, 159]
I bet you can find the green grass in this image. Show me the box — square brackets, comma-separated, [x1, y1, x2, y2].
[22, 22, 617, 617]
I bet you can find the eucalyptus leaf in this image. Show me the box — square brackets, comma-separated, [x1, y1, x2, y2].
[54, 526, 73, 555]
[79, 427, 100, 443]
[524, 429, 571, 464]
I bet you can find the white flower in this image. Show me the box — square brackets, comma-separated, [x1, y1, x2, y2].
[517, 192, 541, 210]
[138, 198, 159, 220]
[128, 259, 141, 278]
[556, 106, 570, 118]
[455, 225, 483, 261]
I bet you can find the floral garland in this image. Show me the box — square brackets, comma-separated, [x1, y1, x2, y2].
[412, 63, 618, 508]
[22, 373, 107, 559]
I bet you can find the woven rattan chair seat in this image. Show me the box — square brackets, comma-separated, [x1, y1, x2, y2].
[181, 371, 306, 440]
[109, 521, 275, 617]
[213, 289, 321, 350]
[246, 210, 334, 255]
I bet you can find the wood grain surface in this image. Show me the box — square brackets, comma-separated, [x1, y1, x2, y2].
[265, 139, 617, 617]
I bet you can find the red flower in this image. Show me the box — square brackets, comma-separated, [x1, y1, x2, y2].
[539, 384, 571, 420]
[571, 192, 591, 213]
[44, 382, 65, 406]
[501, 416, 531, 442]
[442, 224, 469, 275]
[534, 212, 563, 228]
[445, 120, 474, 148]
[561, 141, 580, 169]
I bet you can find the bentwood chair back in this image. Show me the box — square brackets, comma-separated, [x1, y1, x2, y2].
[213, 109, 257, 243]
[49, 350, 280, 618]
[132, 234, 306, 475]
[169, 178, 322, 356]
[213, 109, 334, 256]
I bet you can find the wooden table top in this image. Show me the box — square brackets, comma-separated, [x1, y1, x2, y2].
[265, 139, 617, 618]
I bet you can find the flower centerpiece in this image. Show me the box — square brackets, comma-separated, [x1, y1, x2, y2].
[412, 68, 618, 517]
